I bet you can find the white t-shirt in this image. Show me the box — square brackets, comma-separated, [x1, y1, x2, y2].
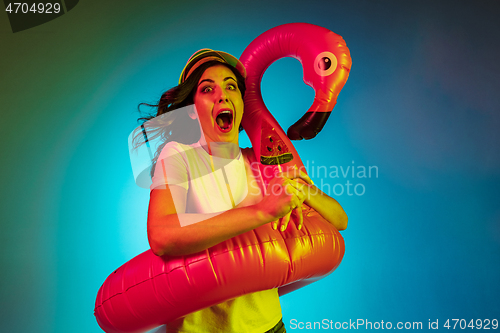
[151, 141, 249, 222]
[150, 140, 282, 333]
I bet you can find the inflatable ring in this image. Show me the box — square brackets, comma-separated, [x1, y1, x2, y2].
[94, 23, 351, 333]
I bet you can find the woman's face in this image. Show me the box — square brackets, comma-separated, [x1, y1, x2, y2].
[193, 64, 244, 147]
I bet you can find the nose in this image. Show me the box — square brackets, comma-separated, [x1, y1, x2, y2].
[216, 88, 229, 103]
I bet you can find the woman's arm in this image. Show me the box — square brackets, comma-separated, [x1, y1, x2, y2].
[302, 183, 348, 230]
[148, 173, 308, 256]
[275, 168, 348, 231]
[148, 186, 268, 256]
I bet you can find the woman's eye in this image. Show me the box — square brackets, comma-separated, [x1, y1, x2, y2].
[227, 84, 236, 90]
[202, 86, 213, 93]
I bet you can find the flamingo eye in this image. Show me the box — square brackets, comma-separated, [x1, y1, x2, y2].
[318, 57, 331, 70]
[314, 51, 338, 76]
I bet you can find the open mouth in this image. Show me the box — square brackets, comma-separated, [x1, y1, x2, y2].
[215, 109, 234, 133]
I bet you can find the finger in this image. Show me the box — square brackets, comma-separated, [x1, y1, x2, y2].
[282, 167, 313, 185]
[284, 182, 296, 196]
[296, 170, 313, 185]
[292, 166, 313, 184]
[296, 204, 303, 230]
[294, 165, 313, 184]
[282, 180, 298, 196]
[291, 194, 302, 212]
[280, 210, 292, 232]
[284, 183, 306, 203]
[271, 220, 278, 230]
[287, 179, 308, 196]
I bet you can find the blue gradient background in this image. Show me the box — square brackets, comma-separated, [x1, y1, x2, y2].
[1, 1, 499, 332]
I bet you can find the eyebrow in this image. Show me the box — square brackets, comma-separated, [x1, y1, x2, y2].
[198, 77, 237, 86]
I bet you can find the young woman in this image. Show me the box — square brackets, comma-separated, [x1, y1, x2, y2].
[140, 49, 347, 333]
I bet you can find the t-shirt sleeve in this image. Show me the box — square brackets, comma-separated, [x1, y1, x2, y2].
[150, 141, 189, 191]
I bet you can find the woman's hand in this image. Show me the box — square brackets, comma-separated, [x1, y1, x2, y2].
[257, 166, 313, 231]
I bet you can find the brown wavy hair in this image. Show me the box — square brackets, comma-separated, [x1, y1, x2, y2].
[132, 60, 246, 178]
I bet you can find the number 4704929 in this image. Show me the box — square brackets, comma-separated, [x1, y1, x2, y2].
[5, 3, 61, 14]
[444, 319, 498, 330]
